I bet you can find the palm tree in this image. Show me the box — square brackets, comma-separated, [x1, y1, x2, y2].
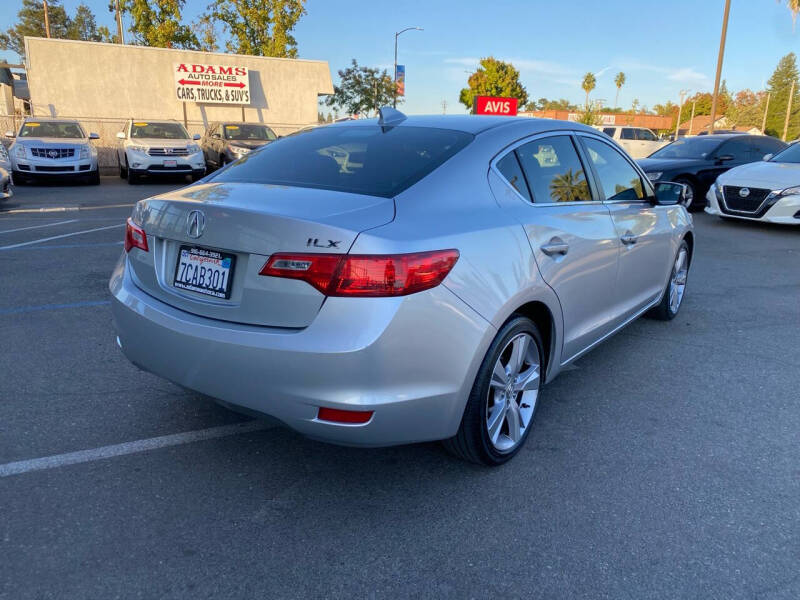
[614, 72, 626, 109]
[549, 169, 589, 203]
[582, 72, 596, 109]
[788, 1, 800, 28]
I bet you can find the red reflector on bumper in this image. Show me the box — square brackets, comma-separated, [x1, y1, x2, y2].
[317, 407, 374, 424]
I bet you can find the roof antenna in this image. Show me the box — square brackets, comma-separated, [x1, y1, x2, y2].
[378, 106, 407, 127]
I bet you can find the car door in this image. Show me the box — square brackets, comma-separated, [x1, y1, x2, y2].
[578, 134, 674, 322]
[495, 133, 621, 363]
[618, 128, 640, 157]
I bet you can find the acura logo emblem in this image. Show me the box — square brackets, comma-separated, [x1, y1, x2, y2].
[739, 187, 750, 198]
[187, 210, 205, 238]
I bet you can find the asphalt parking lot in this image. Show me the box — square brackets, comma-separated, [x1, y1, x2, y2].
[1, 178, 798, 599]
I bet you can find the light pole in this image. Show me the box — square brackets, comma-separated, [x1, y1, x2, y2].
[393, 26, 423, 108]
[674, 89, 689, 140]
[708, 0, 731, 134]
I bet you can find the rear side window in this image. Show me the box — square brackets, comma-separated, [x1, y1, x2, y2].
[602, 128, 616, 138]
[621, 128, 636, 140]
[496, 152, 531, 201]
[212, 125, 473, 198]
[515, 135, 592, 203]
[636, 129, 657, 141]
[582, 137, 645, 201]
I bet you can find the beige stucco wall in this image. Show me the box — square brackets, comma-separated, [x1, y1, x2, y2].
[22, 37, 333, 168]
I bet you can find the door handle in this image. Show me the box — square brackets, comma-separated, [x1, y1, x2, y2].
[540, 240, 569, 256]
[620, 233, 637, 245]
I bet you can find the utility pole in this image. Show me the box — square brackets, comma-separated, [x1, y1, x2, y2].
[708, 0, 731, 134]
[688, 100, 697, 135]
[115, 0, 125, 44]
[674, 89, 688, 141]
[782, 80, 796, 141]
[43, 0, 51, 38]
[761, 92, 771, 134]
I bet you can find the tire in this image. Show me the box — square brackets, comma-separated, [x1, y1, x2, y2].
[674, 177, 698, 211]
[87, 169, 100, 185]
[126, 158, 139, 185]
[647, 240, 690, 321]
[11, 171, 27, 185]
[118, 156, 127, 179]
[443, 316, 544, 466]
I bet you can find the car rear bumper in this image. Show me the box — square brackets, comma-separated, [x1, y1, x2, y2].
[109, 254, 494, 447]
[706, 188, 800, 224]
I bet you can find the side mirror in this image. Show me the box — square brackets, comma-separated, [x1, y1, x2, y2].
[193, 133, 201, 141]
[716, 154, 734, 162]
[763, 153, 773, 161]
[4, 131, 15, 138]
[653, 181, 686, 206]
[88, 132, 100, 140]
[116, 132, 126, 140]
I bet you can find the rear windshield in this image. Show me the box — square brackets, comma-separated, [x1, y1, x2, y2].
[19, 121, 84, 138]
[224, 124, 276, 141]
[130, 122, 189, 139]
[211, 124, 474, 197]
[650, 137, 722, 159]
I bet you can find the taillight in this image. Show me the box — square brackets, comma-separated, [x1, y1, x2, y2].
[125, 217, 148, 253]
[259, 249, 459, 297]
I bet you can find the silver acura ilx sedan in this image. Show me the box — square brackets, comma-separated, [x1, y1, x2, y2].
[110, 109, 693, 465]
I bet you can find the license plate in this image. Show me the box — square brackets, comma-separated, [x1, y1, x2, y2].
[163, 159, 177, 167]
[173, 245, 235, 299]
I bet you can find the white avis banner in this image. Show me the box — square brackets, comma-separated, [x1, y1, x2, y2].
[174, 63, 251, 105]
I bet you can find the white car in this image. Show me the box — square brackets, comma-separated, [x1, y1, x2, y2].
[706, 143, 800, 224]
[0, 166, 12, 200]
[5, 118, 100, 184]
[116, 120, 205, 184]
[596, 125, 668, 159]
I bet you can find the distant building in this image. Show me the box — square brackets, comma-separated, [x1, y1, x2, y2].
[518, 109, 672, 131]
[676, 115, 762, 136]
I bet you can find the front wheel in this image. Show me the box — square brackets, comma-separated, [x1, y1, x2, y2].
[647, 240, 690, 321]
[674, 177, 698, 211]
[444, 316, 543, 466]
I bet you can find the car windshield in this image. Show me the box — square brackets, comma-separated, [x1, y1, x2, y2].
[649, 137, 723, 159]
[223, 124, 276, 141]
[211, 124, 474, 198]
[769, 143, 800, 164]
[19, 121, 84, 138]
[130, 122, 189, 139]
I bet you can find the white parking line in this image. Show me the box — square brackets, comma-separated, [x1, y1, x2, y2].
[0, 219, 79, 234]
[0, 223, 124, 250]
[0, 421, 276, 478]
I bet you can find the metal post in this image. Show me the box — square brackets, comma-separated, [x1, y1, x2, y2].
[43, 0, 51, 38]
[688, 100, 696, 135]
[182, 102, 188, 130]
[708, 0, 731, 134]
[761, 92, 770, 133]
[241, 106, 245, 122]
[782, 80, 795, 141]
[674, 89, 687, 140]
[393, 33, 398, 109]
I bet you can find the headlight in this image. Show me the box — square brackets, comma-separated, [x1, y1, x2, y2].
[714, 182, 724, 201]
[230, 146, 252, 156]
[779, 185, 800, 196]
[14, 145, 26, 159]
[79, 145, 89, 159]
[129, 145, 149, 154]
[187, 143, 201, 153]
[645, 172, 662, 181]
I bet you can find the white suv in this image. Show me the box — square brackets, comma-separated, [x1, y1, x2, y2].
[5, 118, 100, 184]
[116, 120, 205, 184]
[595, 125, 668, 159]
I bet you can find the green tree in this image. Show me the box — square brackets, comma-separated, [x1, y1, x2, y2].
[725, 89, 767, 129]
[577, 102, 603, 125]
[581, 72, 596, 109]
[0, 0, 70, 58]
[118, 0, 198, 48]
[68, 3, 104, 42]
[459, 57, 528, 111]
[765, 52, 800, 139]
[204, 0, 306, 57]
[325, 59, 398, 117]
[613, 72, 626, 109]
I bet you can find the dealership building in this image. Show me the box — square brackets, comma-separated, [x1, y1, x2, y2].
[1, 37, 334, 168]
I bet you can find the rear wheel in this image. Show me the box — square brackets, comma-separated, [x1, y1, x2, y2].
[444, 316, 543, 466]
[647, 240, 690, 321]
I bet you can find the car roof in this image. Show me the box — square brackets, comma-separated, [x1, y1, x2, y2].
[22, 117, 80, 123]
[327, 114, 599, 136]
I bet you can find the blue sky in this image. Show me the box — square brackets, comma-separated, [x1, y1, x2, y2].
[1, 0, 799, 114]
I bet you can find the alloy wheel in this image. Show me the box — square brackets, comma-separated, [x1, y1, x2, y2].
[486, 333, 540, 452]
[669, 247, 689, 314]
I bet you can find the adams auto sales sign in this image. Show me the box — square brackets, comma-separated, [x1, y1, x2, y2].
[173, 63, 251, 105]
[473, 96, 519, 116]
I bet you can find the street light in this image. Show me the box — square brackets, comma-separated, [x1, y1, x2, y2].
[393, 26, 423, 108]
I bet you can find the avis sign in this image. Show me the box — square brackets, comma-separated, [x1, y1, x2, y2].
[173, 63, 251, 105]
[473, 96, 519, 116]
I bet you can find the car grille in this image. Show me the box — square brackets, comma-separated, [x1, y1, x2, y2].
[35, 165, 75, 172]
[31, 147, 75, 159]
[722, 186, 771, 213]
[148, 148, 189, 156]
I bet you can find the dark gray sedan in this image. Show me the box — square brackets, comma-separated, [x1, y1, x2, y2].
[200, 122, 277, 170]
